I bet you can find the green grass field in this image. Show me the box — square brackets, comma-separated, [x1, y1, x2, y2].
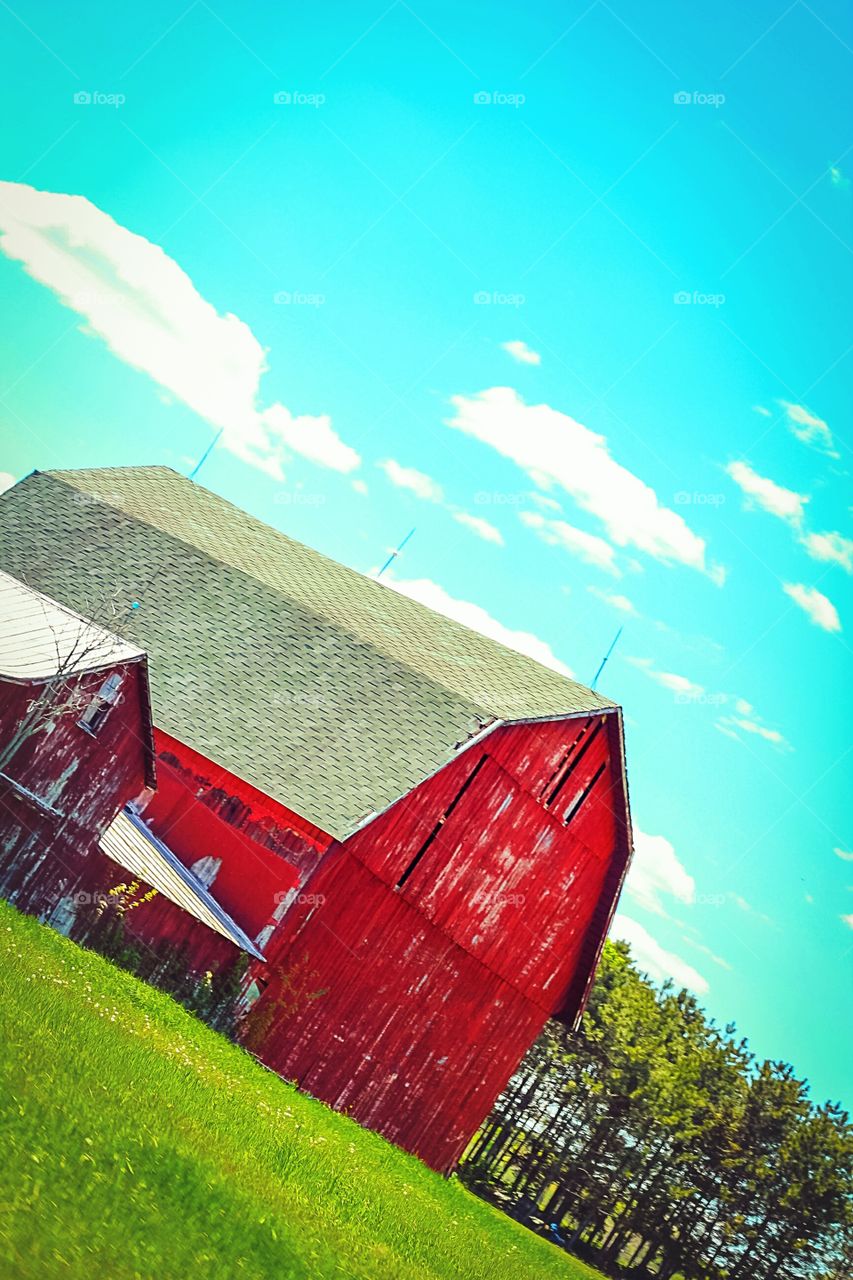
[0, 901, 601, 1280]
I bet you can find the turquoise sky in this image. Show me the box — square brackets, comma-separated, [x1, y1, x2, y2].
[0, 1, 851, 1105]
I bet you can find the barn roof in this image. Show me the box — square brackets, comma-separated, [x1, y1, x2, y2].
[0, 569, 144, 681]
[0, 466, 618, 838]
[100, 808, 265, 960]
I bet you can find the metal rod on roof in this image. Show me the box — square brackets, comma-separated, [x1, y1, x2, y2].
[591, 626, 623, 690]
[188, 428, 224, 482]
[375, 527, 416, 579]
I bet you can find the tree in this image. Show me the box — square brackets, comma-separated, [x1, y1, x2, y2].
[459, 941, 852, 1280]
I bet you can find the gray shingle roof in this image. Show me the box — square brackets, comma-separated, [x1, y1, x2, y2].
[0, 466, 616, 837]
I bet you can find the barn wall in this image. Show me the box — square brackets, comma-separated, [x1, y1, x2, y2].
[145, 730, 329, 893]
[141, 736, 304, 937]
[0, 662, 150, 916]
[250, 710, 628, 1171]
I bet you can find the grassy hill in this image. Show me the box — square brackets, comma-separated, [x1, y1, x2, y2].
[0, 901, 599, 1279]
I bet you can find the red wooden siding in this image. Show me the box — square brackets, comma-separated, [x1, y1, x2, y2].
[249, 710, 629, 1172]
[0, 661, 151, 916]
[152, 729, 331, 869]
[256, 849, 546, 1171]
[141, 738, 304, 937]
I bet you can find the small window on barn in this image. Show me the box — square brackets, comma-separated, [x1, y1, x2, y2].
[77, 673, 123, 736]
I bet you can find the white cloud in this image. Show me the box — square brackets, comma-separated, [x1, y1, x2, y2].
[841, 914, 853, 931]
[588, 587, 638, 616]
[682, 937, 732, 971]
[352, 479, 368, 496]
[448, 387, 719, 578]
[453, 511, 504, 545]
[716, 697, 789, 751]
[0, 182, 360, 481]
[501, 339, 541, 366]
[834, 848, 853, 862]
[800, 530, 853, 573]
[732, 717, 785, 745]
[626, 827, 695, 916]
[726, 461, 807, 525]
[521, 510, 620, 575]
[261, 405, 359, 473]
[611, 915, 709, 994]
[628, 656, 705, 699]
[752, 405, 772, 418]
[725, 463, 852, 573]
[387, 577, 574, 676]
[779, 401, 839, 459]
[783, 582, 842, 632]
[529, 491, 562, 513]
[729, 893, 774, 927]
[378, 459, 443, 503]
[0, 472, 15, 494]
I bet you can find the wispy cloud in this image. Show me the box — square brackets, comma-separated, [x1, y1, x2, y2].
[626, 827, 696, 917]
[453, 511, 504, 545]
[588, 587, 638, 615]
[0, 182, 360, 481]
[783, 582, 842, 632]
[378, 459, 443, 503]
[387, 577, 574, 676]
[731, 717, 785, 745]
[779, 401, 839, 459]
[501, 339, 541, 366]
[726, 461, 807, 524]
[682, 937, 732, 971]
[627, 655, 705, 699]
[611, 914, 709, 994]
[730, 893, 774, 927]
[833, 848, 853, 863]
[448, 387, 721, 580]
[726, 461, 852, 573]
[521, 510, 620, 574]
[628, 652, 789, 746]
[800, 530, 853, 573]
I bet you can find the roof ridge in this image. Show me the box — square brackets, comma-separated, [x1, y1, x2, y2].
[41, 465, 611, 711]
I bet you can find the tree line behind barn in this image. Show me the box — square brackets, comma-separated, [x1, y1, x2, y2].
[460, 941, 853, 1280]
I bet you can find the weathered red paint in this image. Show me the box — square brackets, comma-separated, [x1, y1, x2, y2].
[151, 729, 331, 870]
[141, 734, 307, 937]
[0, 659, 153, 916]
[249, 710, 630, 1172]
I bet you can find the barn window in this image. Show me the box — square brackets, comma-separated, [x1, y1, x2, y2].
[544, 720, 602, 810]
[77, 673, 123, 736]
[396, 754, 488, 890]
[562, 762, 606, 827]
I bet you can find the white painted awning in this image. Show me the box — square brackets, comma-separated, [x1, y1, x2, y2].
[0, 569, 142, 681]
[99, 808, 265, 960]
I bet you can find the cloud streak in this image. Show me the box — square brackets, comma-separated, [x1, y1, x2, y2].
[501, 339, 541, 366]
[783, 582, 842, 632]
[448, 388, 720, 580]
[377, 459, 443, 503]
[625, 827, 696, 917]
[0, 182, 360, 481]
[388, 577, 574, 676]
[611, 914, 709, 994]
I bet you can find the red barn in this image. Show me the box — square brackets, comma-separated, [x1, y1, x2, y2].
[0, 568, 156, 917]
[0, 466, 632, 1172]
